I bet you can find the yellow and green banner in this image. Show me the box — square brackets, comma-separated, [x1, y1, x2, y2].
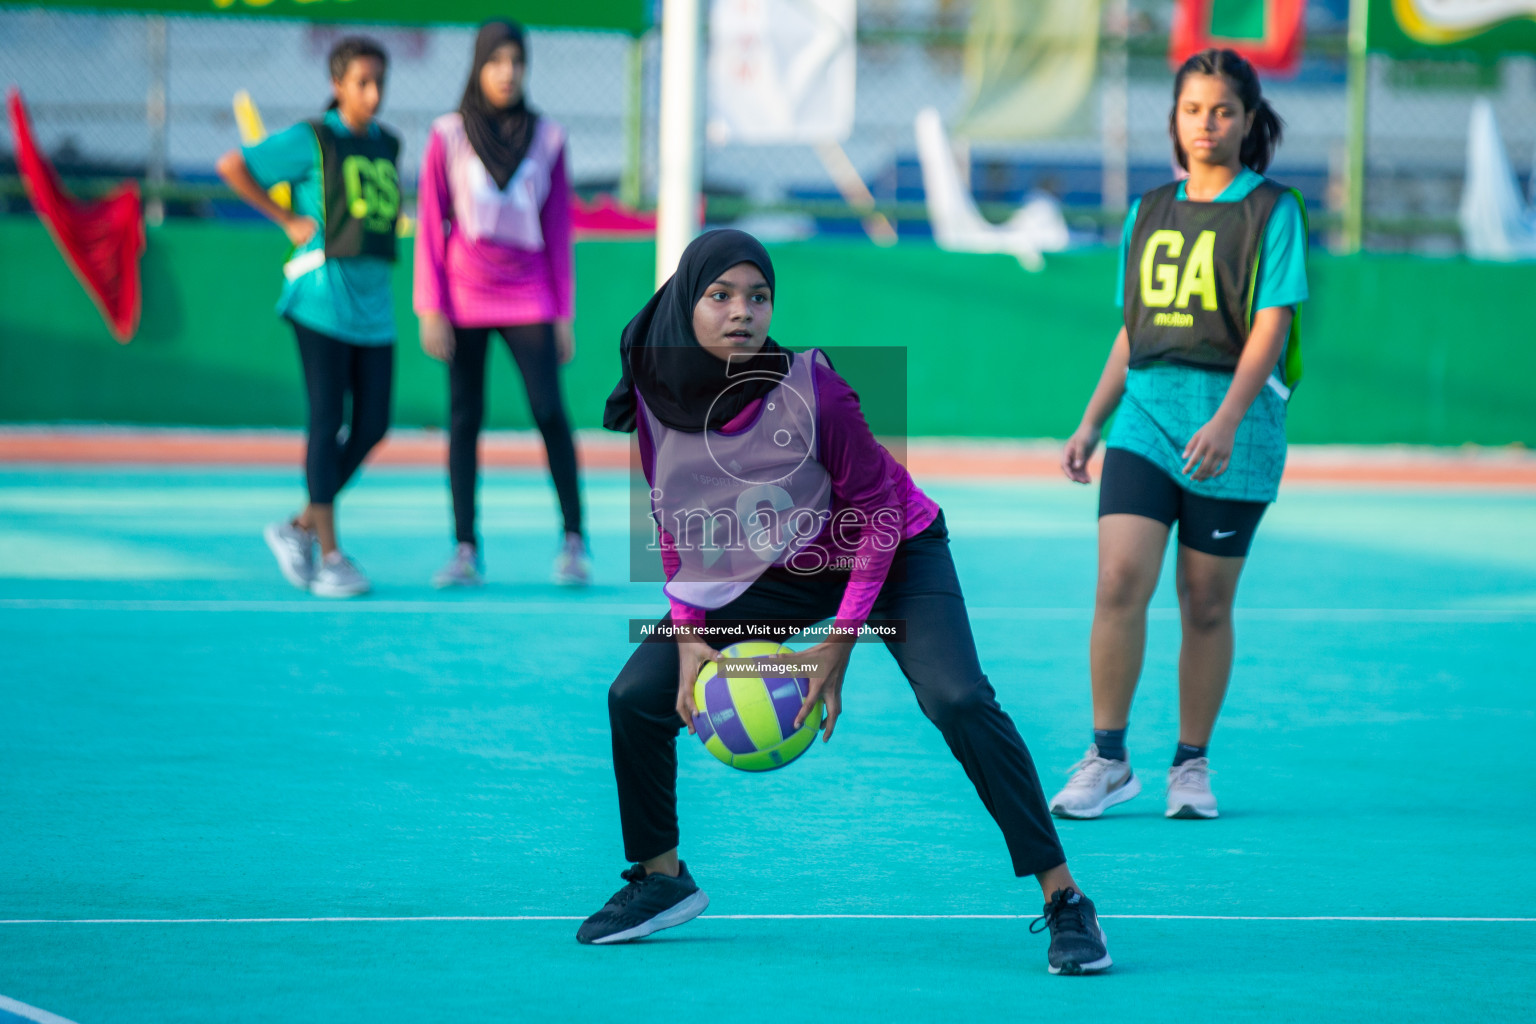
[1368, 0, 1536, 58]
[953, 0, 1103, 141]
[0, 0, 650, 33]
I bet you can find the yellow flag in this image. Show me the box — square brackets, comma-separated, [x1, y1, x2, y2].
[231, 90, 292, 210]
[953, 0, 1102, 141]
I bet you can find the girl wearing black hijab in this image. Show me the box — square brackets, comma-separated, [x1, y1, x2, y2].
[575, 229, 1114, 976]
[414, 20, 588, 588]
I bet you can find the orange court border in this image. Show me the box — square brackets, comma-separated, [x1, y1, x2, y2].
[1, 428, 1533, 488]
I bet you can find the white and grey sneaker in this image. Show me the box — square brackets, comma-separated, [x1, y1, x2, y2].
[552, 532, 591, 586]
[264, 519, 315, 590]
[311, 552, 371, 599]
[1049, 745, 1142, 819]
[432, 543, 484, 588]
[1166, 758, 1218, 819]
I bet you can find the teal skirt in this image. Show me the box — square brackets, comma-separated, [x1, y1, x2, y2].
[1105, 364, 1287, 503]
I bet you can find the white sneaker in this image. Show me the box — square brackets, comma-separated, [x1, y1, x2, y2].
[1166, 758, 1219, 819]
[311, 552, 371, 599]
[1049, 745, 1142, 819]
[552, 532, 591, 586]
[432, 543, 484, 588]
[264, 519, 315, 590]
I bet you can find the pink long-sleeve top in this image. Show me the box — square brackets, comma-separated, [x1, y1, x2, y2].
[637, 356, 941, 634]
[413, 112, 574, 327]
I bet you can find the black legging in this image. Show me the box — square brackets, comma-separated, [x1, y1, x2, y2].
[607, 512, 1067, 879]
[292, 320, 393, 505]
[448, 322, 582, 544]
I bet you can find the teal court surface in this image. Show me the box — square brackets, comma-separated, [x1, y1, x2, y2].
[2, 464, 1533, 1022]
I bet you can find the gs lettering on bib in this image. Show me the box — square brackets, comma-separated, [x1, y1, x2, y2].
[309, 118, 402, 262]
[1123, 178, 1293, 375]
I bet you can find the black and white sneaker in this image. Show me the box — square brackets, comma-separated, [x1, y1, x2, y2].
[1029, 888, 1112, 975]
[576, 862, 710, 945]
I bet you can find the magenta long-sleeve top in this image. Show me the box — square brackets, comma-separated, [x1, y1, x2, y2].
[413, 113, 574, 327]
[636, 357, 941, 633]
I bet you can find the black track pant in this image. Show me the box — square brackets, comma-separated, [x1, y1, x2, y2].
[447, 323, 582, 544]
[292, 320, 393, 505]
[608, 512, 1067, 878]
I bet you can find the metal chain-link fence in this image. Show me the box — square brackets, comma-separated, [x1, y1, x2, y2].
[4, 1, 1535, 252]
[0, 8, 638, 214]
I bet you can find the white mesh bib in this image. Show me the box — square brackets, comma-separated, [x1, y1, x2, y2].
[642, 349, 833, 610]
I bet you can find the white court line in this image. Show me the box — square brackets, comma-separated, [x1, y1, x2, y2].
[0, 599, 658, 616]
[0, 994, 82, 1024]
[0, 915, 1532, 924]
[0, 600, 1533, 623]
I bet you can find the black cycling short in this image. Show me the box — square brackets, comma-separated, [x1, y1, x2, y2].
[1097, 447, 1268, 558]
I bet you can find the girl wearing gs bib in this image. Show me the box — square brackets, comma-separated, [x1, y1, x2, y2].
[573, 230, 1113, 976]
[1052, 49, 1308, 821]
[414, 20, 589, 588]
[217, 37, 401, 599]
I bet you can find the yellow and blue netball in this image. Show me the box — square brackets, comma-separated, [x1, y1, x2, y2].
[692, 641, 822, 772]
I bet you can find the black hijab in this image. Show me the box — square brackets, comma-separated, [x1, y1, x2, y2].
[460, 20, 538, 191]
[604, 230, 790, 434]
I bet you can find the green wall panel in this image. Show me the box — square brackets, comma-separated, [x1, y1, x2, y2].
[1, 219, 1532, 446]
[0, 0, 650, 33]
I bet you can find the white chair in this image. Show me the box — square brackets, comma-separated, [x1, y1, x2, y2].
[1459, 98, 1536, 260]
[914, 106, 1069, 271]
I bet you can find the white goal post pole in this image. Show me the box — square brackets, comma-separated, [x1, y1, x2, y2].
[656, 0, 705, 286]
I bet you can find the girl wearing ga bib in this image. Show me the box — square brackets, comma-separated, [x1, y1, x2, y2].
[217, 36, 401, 599]
[414, 20, 588, 589]
[1053, 49, 1308, 821]
[573, 230, 1113, 976]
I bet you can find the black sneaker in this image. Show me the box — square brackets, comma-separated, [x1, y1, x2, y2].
[1029, 887, 1112, 974]
[575, 862, 710, 945]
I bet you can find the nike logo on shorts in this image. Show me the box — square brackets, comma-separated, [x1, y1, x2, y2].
[1212, 529, 1238, 539]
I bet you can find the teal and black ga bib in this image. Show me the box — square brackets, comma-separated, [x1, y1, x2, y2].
[309, 118, 401, 262]
[1123, 178, 1305, 393]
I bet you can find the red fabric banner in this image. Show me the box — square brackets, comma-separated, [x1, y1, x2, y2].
[8, 88, 145, 343]
[571, 193, 657, 238]
[1169, 0, 1307, 77]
